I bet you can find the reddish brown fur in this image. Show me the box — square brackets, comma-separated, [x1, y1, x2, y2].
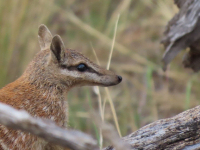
[0, 63, 67, 149]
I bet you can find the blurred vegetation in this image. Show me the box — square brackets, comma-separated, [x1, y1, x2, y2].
[1, 0, 200, 147]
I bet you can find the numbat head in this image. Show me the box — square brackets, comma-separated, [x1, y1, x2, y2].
[29, 24, 122, 90]
[0, 24, 122, 149]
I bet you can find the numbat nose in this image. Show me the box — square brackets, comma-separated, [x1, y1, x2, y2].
[118, 75, 122, 82]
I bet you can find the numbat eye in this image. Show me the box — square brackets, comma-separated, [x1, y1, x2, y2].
[77, 63, 87, 72]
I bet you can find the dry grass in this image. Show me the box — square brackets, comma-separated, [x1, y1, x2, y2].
[0, 0, 199, 148]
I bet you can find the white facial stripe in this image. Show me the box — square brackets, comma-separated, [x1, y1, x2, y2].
[60, 69, 101, 82]
[61, 69, 82, 78]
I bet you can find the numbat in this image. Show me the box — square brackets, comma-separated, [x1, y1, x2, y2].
[0, 25, 122, 149]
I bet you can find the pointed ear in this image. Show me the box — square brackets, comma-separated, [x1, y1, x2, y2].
[50, 35, 65, 63]
[38, 24, 53, 50]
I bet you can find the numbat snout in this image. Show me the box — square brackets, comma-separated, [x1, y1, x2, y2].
[0, 24, 122, 149]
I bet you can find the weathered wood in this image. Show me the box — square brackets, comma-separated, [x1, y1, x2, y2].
[104, 105, 200, 150]
[162, 0, 200, 71]
[0, 102, 99, 150]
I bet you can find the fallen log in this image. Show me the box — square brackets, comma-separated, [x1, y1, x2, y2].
[104, 105, 200, 150]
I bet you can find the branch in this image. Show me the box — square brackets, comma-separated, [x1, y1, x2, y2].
[104, 105, 200, 150]
[0, 102, 99, 150]
[162, 0, 200, 71]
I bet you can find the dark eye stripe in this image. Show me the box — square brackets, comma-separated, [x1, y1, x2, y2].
[60, 64, 103, 76]
[60, 65, 67, 68]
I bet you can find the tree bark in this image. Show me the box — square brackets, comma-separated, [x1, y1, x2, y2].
[104, 105, 200, 150]
[162, 0, 200, 72]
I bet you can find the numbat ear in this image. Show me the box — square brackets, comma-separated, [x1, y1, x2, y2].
[38, 24, 53, 50]
[50, 35, 66, 63]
